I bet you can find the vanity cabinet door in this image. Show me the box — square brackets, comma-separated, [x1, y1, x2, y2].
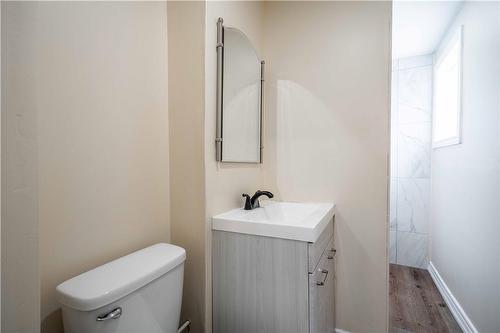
[309, 242, 335, 333]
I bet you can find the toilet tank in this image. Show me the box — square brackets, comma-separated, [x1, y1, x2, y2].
[56, 243, 186, 333]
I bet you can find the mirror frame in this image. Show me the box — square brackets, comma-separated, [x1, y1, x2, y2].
[216, 17, 265, 163]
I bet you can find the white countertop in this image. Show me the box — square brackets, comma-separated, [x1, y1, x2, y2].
[212, 201, 335, 242]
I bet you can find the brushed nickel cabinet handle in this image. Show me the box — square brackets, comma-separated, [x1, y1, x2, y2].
[316, 269, 329, 286]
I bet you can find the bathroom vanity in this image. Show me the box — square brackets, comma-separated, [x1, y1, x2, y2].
[212, 201, 336, 333]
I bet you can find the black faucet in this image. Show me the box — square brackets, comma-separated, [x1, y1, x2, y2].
[242, 190, 274, 210]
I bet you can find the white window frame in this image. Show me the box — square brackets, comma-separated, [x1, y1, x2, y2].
[432, 26, 463, 149]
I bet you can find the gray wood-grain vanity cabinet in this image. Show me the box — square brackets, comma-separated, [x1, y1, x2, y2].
[213, 218, 336, 333]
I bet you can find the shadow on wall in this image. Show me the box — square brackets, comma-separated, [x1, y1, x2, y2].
[41, 309, 64, 333]
[268, 77, 389, 331]
[274, 80, 381, 202]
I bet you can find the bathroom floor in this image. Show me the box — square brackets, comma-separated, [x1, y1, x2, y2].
[389, 264, 462, 333]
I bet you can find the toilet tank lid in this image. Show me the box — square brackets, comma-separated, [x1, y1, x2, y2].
[56, 243, 186, 311]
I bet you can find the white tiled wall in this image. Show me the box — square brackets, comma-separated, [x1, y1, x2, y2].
[390, 55, 432, 269]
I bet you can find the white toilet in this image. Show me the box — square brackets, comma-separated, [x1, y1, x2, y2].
[56, 243, 186, 333]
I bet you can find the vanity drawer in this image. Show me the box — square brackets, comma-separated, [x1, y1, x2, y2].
[308, 219, 334, 273]
[309, 245, 336, 333]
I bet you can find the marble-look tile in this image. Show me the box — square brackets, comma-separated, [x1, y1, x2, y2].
[390, 55, 433, 269]
[391, 69, 399, 180]
[390, 230, 397, 264]
[397, 122, 431, 178]
[392, 59, 399, 71]
[398, 66, 432, 124]
[391, 124, 398, 178]
[390, 179, 398, 230]
[398, 54, 433, 70]
[397, 231, 428, 269]
[397, 179, 430, 233]
[391, 69, 399, 127]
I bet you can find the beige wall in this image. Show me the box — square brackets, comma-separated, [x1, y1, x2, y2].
[2, 3, 40, 332]
[2, 3, 391, 333]
[430, 2, 500, 332]
[204, 2, 266, 331]
[167, 2, 206, 333]
[262, 2, 391, 332]
[203, 3, 391, 332]
[0, 1, 2, 328]
[28, 3, 169, 332]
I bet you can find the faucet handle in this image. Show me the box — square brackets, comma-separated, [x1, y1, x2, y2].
[242, 194, 252, 210]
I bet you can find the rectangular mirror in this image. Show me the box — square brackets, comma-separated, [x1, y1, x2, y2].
[216, 18, 264, 163]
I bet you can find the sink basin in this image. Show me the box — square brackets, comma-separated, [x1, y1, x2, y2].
[212, 201, 335, 242]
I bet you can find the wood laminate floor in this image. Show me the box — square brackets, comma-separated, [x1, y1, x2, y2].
[390, 264, 462, 333]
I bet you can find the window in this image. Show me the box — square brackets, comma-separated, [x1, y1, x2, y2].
[433, 26, 463, 148]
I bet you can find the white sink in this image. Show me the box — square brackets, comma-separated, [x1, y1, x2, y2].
[212, 201, 335, 242]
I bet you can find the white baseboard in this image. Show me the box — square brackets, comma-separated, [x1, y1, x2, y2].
[335, 329, 351, 333]
[428, 261, 478, 333]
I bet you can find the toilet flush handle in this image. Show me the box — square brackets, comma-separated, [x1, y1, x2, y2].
[96, 307, 122, 322]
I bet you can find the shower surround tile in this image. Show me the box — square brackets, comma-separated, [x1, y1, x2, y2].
[391, 68, 399, 125]
[398, 65, 432, 124]
[398, 54, 433, 70]
[390, 179, 398, 230]
[396, 231, 428, 269]
[390, 55, 432, 270]
[390, 230, 397, 264]
[391, 68, 399, 179]
[397, 122, 431, 178]
[391, 119, 398, 179]
[397, 179, 430, 233]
